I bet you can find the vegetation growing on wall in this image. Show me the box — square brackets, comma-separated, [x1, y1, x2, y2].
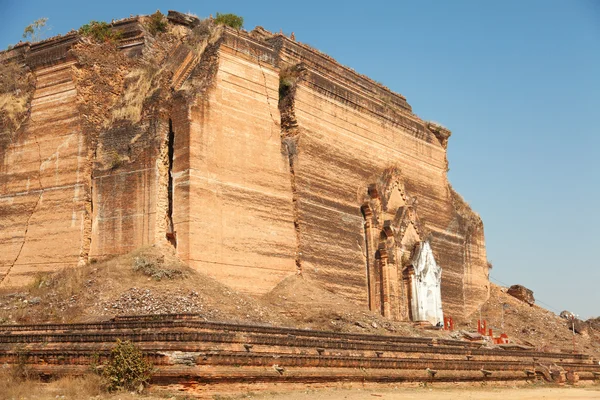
[146, 11, 168, 35]
[79, 21, 122, 43]
[0, 61, 35, 137]
[192, 18, 213, 39]
[110, 63, 159, 124]
[214, 12, 244, 30]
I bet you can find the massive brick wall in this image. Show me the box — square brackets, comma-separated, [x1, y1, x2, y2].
[172, 35, 297, 294]
[0, 15, 489, 318]
[0, 59, 88, 286]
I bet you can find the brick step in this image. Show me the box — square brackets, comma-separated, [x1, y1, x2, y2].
[2, 347, 597, 372]
[10, 352, 600, 385]
[2, 316, 598, 385]
[0, 328, 592, 364]
[0, 335, 590, 365]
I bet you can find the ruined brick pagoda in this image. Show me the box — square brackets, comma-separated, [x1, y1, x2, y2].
[0, 11, 490, 322]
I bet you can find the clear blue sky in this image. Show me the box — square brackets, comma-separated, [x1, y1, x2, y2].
[1, 0, 599, 318]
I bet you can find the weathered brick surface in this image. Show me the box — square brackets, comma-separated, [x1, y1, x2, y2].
[1, 17, 489, 319]
[0, 61, 86, 285]
[1, 317, 598, 385]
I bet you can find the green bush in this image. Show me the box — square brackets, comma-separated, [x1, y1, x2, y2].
[79, 21, 122, 43]
[214, 13, 244, 30]
[102, 340, 152, 392]
[147, 11, 168, 35]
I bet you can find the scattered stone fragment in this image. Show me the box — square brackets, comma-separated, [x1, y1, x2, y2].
[507, 285, 535, 306]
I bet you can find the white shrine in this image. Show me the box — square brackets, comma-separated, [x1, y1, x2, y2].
[408, 241, 444, 325]
[361, 169, 444, 324]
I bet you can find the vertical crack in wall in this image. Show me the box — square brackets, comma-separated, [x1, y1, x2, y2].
[155, 118, 175, 247]
[166, 119, 176, 247]
[278, 64, 305, 274]
[253, 49, 278, 128]
[0, 135, 44, 285]
[78, 128, 96, 266]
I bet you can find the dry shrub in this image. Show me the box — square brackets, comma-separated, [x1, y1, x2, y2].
[9, 351, 37, 382]
[52, 374, 105, 398]
[110, 64, 159, 124]
[192, 18, 213, 39]
[133, 255, 184, 281]
[30, 266, 86, 301]
[0, 367, 33, 399]
[278, 65, 303, 101]
[0, 370, 105, 400]
[0, 61, 34, 134]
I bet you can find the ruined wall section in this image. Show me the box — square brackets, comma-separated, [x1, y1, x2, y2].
[76, 18, 183, 260]
[266, 36, 489, 318]
[0, 18, 179, 285]
[448, 186, 489, 316]
[179, 30, 297, 294]
[0, 19, 489, 317]
[0, 37, 88, 287]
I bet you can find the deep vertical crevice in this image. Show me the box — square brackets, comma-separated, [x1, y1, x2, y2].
[287, 139, 301, 273]
[363, 218, 372, 308]
[166, 119, 176, 247]
[79, 142, 95, 267]
[278, 64, 305, 274]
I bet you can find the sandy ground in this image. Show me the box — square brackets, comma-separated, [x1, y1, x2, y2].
[3, 378, 600, 400]
[237, 386, 600, 400]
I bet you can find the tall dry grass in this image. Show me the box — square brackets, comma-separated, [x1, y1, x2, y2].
[0, 61, 34, 134]
[110, 64, 159, 124]
[0, 371, 104, 400]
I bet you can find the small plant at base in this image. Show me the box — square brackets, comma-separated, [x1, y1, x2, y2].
[11, 351, 35, 381]
[102, 339, 152, 392]
[214, 13, 244, 30]
[79, 21, 122, 43]
[147, 11, 168, 35]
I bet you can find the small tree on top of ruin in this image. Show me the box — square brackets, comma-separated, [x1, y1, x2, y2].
[22, 18, 49, 42]
[146, 11, 168, 35]
[214, 13, 244, 30]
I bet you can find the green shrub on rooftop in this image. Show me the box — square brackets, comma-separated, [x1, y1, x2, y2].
[79, 20, 122, 43]
[147, 11, 168, 35]
[214, 13, 244, 30]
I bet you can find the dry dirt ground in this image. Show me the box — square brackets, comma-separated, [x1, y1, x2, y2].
[457, 284, 600, 357]
[227, 386, 600, 400]
[0, 245, 598, 353]
[3, 379, 600, 400]
[0, 246, 442, 338]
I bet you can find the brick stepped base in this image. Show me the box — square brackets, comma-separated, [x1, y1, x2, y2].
[1, 314, 598, 385]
